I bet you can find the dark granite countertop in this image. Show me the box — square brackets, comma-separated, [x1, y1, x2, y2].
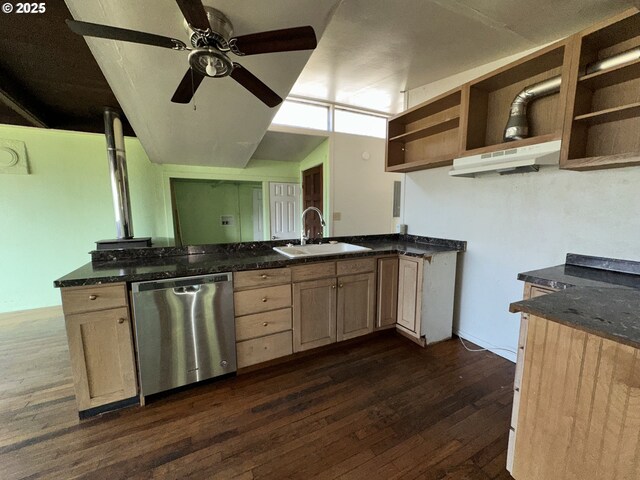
[518, 264, 640, 290]
[54, 235, 465, 288]
[510, 287, 640, 349]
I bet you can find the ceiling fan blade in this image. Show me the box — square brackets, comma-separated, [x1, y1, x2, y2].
[230, 65, 282, 108]
[175, 0, 211, 31]
[171, 69, 206, 104]
[231, 26, 317, 56]
[66, 19, 186, 50]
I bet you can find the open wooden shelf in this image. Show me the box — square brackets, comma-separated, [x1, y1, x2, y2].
[385, 7, 640, 173]
[578, 58, 640, 90]
[385, 88, 462, 172]
[459, 133, 561, 159]
[561, 8, 640, 170]
[389, 117, 459, 143]
[386, 153, 455, 173]
[461, 40, 569, 155]
[574, 102, 640, 125]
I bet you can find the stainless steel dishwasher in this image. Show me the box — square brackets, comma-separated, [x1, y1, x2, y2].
[131, 273, 236, 397]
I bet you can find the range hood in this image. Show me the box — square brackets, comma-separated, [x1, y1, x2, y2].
[449, 140, 561, 178]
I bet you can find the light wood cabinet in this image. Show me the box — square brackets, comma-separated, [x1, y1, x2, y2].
[511, 314, 640, 479]
[507, 282, 558, 474]
[336, 272, 375, 341]
[61, 283, 137, 412]
[233, 268, 293, 368]
[292, 259, 377, 352]
[293, 277, 337, 352]
[395, 253, 457, 346]
[377, 257, 399, 329]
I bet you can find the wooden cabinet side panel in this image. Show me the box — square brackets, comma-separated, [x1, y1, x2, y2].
[377, 257, 399, 328]
[420, 252, 456, 344]
[512, 315, 640, 480]
[292, 278, 337, 352]
[337, 272, 375, 341]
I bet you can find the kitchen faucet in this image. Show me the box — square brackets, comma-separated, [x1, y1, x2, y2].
[300, 207, 326, 245]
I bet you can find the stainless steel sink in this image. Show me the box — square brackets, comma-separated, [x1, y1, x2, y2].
[273, 242, 371, 258]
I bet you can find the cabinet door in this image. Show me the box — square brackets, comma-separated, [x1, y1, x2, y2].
[65, 307, 137, 411]
[377, 257, 398, 328]
[337, 272, 376, 341]
[396, 258, 422, 333]
[293, 278, 337, 352]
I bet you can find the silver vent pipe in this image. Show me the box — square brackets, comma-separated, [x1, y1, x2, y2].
[104, 108, 134, 239]
[503, 46, 640, 142]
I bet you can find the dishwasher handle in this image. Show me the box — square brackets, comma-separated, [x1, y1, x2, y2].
[172, 285, 202, 295]
[132, 273, 232, 293]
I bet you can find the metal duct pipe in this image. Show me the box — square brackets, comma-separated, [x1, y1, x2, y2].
[503, 46, 640, 142]
[503, 76, 562, 141]
[104, 108, 134, 239]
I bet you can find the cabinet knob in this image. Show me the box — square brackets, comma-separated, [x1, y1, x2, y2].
[89, 294, 97, 300]
[331, 285, 336, 289]
[262, 297, 267, 302]
[118, 317, 126, 324]
[261, 274, 268, 279]
[262, 322, 268, 326]
[339, 283, 344, 288]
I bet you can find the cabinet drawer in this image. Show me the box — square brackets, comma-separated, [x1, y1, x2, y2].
[236, 331, 293, 368]
[290, 262, 336, 282]
[234, 268, 291, 290]
[235, 308, 292, 341]
[337, 258, 376, 276]
[234, 284, 292, 316]
[61, 283, 128, 315]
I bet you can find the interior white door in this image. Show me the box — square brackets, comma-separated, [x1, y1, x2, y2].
[252, 188, 263, 241]
[269, 182, 301, 241]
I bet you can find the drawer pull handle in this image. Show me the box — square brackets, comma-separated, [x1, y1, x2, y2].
[262, 297, 267, 302]
[261, 274, 268, 279]
[118, 317, 126, 324]
[262, 322, 268, 326]
[89, 294, 98, 300]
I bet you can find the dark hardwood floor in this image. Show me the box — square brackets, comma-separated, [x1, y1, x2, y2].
[0, 309, 516, 479]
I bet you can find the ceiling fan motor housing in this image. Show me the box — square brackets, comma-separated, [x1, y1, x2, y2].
[185, 6, 233, 50]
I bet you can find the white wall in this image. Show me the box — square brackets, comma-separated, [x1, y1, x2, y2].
[403, 50, 640, 362]
[331, 132, 402, 236]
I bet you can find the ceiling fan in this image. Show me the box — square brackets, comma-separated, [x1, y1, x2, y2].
[66, 0, 318, 107]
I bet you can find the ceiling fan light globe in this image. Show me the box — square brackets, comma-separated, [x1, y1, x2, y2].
[206, 62, 217, 77]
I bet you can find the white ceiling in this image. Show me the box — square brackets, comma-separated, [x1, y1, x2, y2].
[252, 131, 327, 162]
[64, 0, 341, 168]
[66, 0, 636, 167]
[292, 0, 636, 113]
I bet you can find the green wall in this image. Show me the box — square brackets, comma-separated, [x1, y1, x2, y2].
[0, 125, 162, 313]
[173, 180, 261, 245]
[0, 124, 327, 314]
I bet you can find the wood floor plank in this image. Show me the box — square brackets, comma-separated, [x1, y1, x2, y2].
[0, 310, 515, 479]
